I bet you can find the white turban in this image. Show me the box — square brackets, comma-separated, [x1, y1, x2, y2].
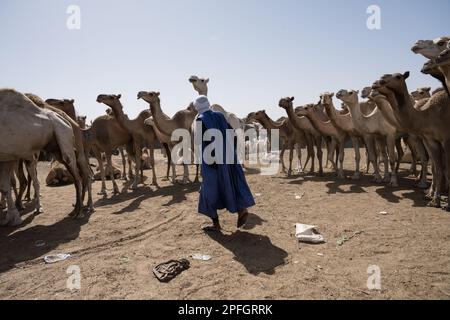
[193, 95, 211, 114]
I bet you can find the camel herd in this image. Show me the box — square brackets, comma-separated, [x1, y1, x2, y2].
[1, 36, 450, 227]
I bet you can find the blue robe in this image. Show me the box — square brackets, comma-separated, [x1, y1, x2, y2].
[197, 110, 255, 219]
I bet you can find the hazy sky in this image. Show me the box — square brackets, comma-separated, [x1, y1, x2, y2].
[1, 0, 448, 121]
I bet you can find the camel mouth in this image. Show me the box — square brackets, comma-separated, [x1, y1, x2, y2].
[411, 44, 423, 53]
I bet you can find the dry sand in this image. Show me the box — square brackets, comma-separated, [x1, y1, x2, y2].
[1, 149, 450, 300]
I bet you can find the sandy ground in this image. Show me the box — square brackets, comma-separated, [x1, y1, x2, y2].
[1, 149, 450, 300]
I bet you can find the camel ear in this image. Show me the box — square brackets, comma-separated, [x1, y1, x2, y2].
[205, 78, 210, 84]
[403, 71, 410, 79]
[117, 94, 122, 99]
[290, 97, 295, 102]
[70, 99, 74, 104]
[355, 90, 359, 95]
[425, 87, 431, 92]
[330, 93, 335, 97]
[156, 92, 160, 97]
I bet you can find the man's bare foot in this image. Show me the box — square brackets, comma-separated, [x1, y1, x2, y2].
[237, 209, 249, 228]
[202, 218, 221, 232]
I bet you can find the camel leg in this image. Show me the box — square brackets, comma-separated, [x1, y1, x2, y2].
[350, 137, 361, 180]
[131, 143, 142, 190]
[327, 139, 338, 173]
[106, 152, 120, 195]
[0, 162, 22, 227]
[337, 139, 345, 179]
[315, 137, 323, 176]
[119, 147, 127, 180]
[424, 139, 443, 208]
[94, 151, 107, 196]
[15, 160, 27, 210]
[149, 146, 158, 187]
[279, 143, 287, 174]
[377, 138, 390, 183]
[366, 136, 382, 183]
[288, 143, 294, 176]
[404, 136, 417, 176]
[395, 138, 404, 174]
[386, 137, 399, 187]
[304, 134, 313, 173]
[24, 159, 43, 214]
[413, 137, 429, 189]
[295, 143, 303, 174]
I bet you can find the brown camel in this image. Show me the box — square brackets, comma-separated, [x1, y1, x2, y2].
[246, 110, 304, 176]
[296, 100, 347, 179]
[97, 94, 158, 187]
[46, 161, 75, 186]
[45, 98, 77, 121]
[278, 98, 325, 175]
[374, 71, 450, 210]
[0, 89, 83, 226]
[138, 91, 198, 184]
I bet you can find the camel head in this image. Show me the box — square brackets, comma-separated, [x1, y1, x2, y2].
[278, 97, 295, 110]
[336, 89, 359, 105]
[137, 91, 160, 104]
[96, 94, 122, 108]
[76, 115, 87, 129]
[411, 87, 432, 101]
[253, 110, 268, 122]
[435, 45, 450, 66]
[319, 92, 334, 107]
[376, 72, 410, 97]
[367, 88, 389, 105]
[340, 103, 349, 114]
[361, 87, 372, 99]
[421, 60, 439, 75]
[295, 104, 315, 117]
[372, 80, 393, 98]
[189, 75, 209, 95]
[45, 98, 75, 110]
[411, 36, 450, 59]
[245, 112, 257, 124]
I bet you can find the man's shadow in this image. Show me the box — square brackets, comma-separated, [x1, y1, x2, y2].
[206, 230, 288, 275]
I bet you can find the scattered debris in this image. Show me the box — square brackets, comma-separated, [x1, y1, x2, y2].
[317, 265, 323, 270]
[191, 254, 212, 261]
[35, 240, 46, 247]
[317, 253, 324, 257]
[379, 211, 388, 215]
[153, 259, 190, 283]
[295, 224, 325, 244]
[255, 193, 262, 197]
[44, 253, 71, 264]
[295, 192, 305, 200]
[337, 231, 364, 246]
[119, 256, 130, 264]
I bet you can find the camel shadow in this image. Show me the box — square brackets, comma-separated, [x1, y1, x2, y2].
[206, 230, 288, 275]
[0, 214, 92, 273]
[95, 183, 200, 215]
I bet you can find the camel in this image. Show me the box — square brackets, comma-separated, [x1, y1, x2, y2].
[412, 36, 450, 95]
[189, 76, 244, 130]
[336, 89, 404, 186]
[0, 89, 83, 226]
[76, 115, 87, 129]
[373, 71, 450, 210]
[94, 155, 122, 181]
[368, 89, 429, 189]
[138, 91, 198, 184]
[411, 87, 432, 102]
[360, 87, 378, 115]
[46, 161, 75, 186]
[296, 99, 347, 178]
[278, 98, 326, 175]
[45, 98, 77, 121]
[319, 93, 365, 179]
[31, 95, 94, 212]
[97, 94, 158, 187]
[435, 44, 450, 92]
[246, 110, 305, 175]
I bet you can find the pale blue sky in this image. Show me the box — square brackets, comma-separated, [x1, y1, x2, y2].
[0, 0, 449, 121]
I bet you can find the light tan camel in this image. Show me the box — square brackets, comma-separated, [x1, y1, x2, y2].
[296, 101, 347, 178]
[189, 76, 244, 130]
[319, 93, 364, 179]
[373, 72, 450, 210]
[336, 89, 404, 186]
[411, 87, 432, 102]
[46, 161, 75, 186]
[26, 94, 94, 213]
[246, 110, 304, 176]
[97, 94, 158, 187]
[278, 98, 325, 175]
[138, 91, 198, 184]
[0, 89, 83, 226]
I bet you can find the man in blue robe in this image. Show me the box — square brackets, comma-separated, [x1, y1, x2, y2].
[193, 96, 255, 231]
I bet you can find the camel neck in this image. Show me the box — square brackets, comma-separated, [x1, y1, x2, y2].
[345, 100, 364, 125]
[284, 106, 302, 130]
[385, 86, 421, 133]
[109, 101, 130, 129]
[261, 114, 283, 130]
[372, 97, 402, 130]
[149, 99, 173, 136]
[438, 65, 450, 94]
